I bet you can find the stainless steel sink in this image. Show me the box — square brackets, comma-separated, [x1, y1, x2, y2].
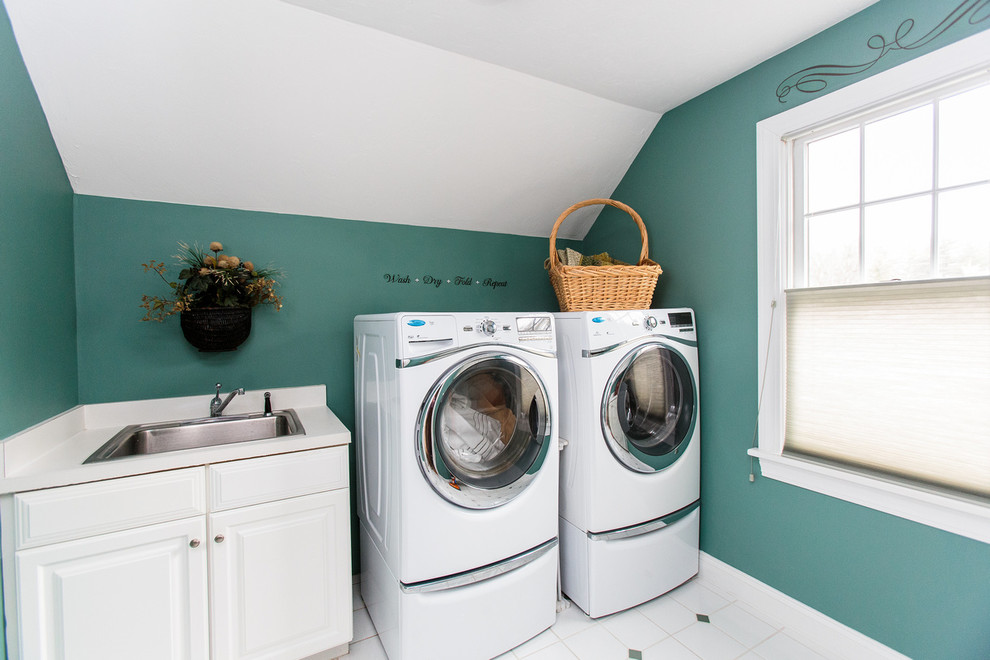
[84, 410, 305, 463]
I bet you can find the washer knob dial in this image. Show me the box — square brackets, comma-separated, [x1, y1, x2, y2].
[480, 319, 497, 336]
[645, 315, 658, 329]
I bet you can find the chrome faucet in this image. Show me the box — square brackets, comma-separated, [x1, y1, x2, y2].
[210, 383, 245, 417]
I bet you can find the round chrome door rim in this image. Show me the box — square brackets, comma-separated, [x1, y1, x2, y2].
[416, 352, 552, 509]
[600, 341, 697, 474]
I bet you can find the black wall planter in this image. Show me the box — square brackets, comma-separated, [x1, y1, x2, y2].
[180, 307, 252, 352]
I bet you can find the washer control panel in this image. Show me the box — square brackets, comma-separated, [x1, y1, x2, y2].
[463, 314, 554, 346]
[398, 313, 557, 357]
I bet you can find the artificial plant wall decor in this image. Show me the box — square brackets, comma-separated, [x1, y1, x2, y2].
[141, 241, 283, 351]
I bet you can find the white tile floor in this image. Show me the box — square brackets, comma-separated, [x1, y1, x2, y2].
[341, 575, 840, 660]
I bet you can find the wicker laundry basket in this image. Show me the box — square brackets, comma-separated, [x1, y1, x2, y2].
[547, 199, 662, 311]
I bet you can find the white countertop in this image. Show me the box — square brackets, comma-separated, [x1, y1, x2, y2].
[0, 385, 350, 495]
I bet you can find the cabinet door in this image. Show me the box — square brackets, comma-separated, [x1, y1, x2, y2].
[15, 516, 209, 660]
[210, 490, 352, 660]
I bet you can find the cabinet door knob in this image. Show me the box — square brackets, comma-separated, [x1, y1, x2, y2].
[189, 539, 201, 548]
[214, 534, 225, 544]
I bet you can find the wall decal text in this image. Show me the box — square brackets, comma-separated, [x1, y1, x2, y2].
[383, 273, 509, 290]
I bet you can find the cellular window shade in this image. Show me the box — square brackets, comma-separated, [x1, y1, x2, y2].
[784, 276, 990, 498]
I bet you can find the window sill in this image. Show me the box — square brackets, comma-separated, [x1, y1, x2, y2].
[748, 449, 990, 544]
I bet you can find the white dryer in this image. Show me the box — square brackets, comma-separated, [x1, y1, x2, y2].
[554, 309, 700, 618]
[353, 312, 559, 660]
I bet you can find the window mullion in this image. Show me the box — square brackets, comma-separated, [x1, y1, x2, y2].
[806, 189, 939, 218]
[931, 99, 940, 277]
[792, 139, 806, 288]
[858, 124, 866, 283]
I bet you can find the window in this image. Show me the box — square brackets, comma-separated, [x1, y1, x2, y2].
[794, 79, 990, 288]
[754, 30, 990, 543]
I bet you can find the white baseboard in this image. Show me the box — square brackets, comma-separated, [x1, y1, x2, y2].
[697, 552, 909, 660]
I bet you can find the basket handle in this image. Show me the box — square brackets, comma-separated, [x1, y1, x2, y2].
[548, 199, 650, 269]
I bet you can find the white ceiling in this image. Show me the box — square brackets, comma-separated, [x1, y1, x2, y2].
[4, 0, 878, 239]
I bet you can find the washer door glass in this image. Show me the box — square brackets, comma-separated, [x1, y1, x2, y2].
[602, 343, 696, 473]
[418, 354, 552, 509]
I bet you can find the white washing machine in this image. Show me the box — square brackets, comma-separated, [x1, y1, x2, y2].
[554, 309, 700, 618]
[353, 312, 559, 660]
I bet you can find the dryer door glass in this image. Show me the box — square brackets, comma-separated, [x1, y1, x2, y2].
[602, 343, 696, 473]
[418, 354, 552, 509]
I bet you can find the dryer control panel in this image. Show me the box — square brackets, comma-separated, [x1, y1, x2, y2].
[575, 309, 696, 350]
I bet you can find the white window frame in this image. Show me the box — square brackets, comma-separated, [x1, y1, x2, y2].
[752, 29, 990, 544]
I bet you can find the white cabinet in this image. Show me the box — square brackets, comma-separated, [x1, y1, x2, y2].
[16, 516, 210, 660]
[2, 446, 351, 660]
[210, 491, 351, 659]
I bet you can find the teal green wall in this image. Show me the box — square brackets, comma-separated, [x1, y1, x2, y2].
[585, 1, 990, 658]
[1, 2, 76, 657]
[73, 195, 567, 411]
[0, 1, 77, 440]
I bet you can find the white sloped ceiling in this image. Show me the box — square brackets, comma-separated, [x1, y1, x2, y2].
[3, 0, 878, 239]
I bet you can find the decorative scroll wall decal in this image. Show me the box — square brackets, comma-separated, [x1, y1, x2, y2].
[776, 0, 990, 103]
